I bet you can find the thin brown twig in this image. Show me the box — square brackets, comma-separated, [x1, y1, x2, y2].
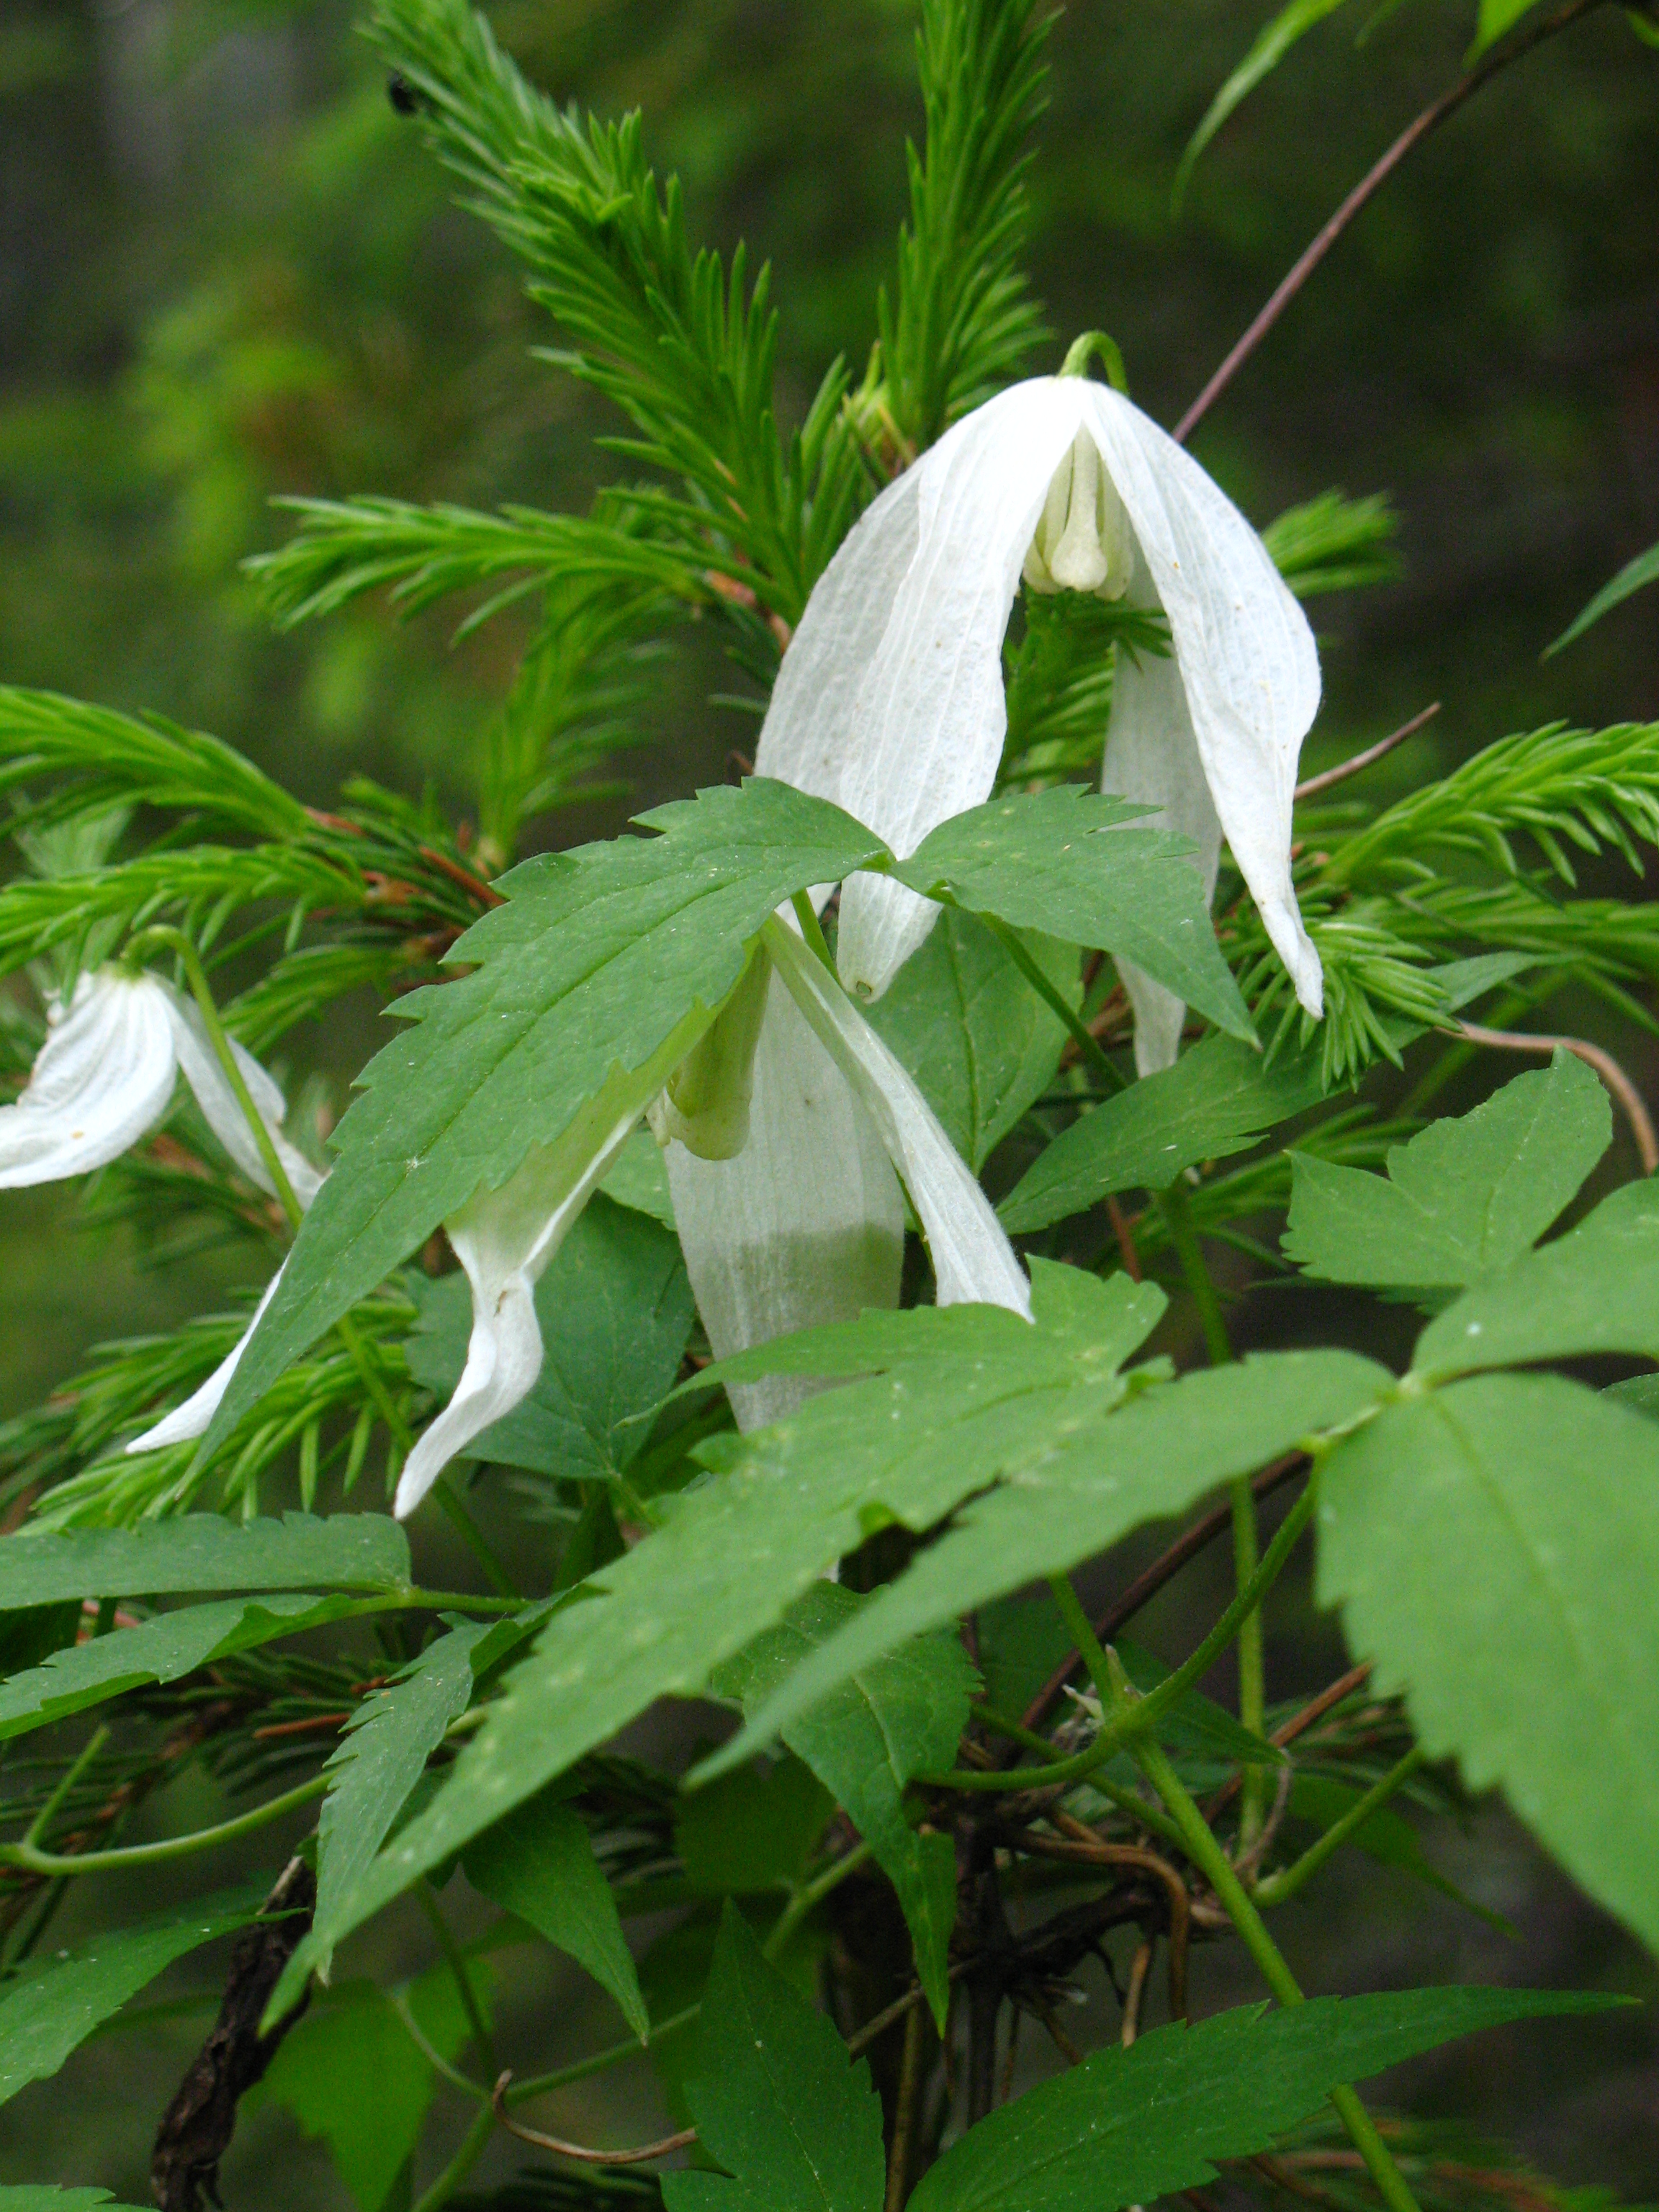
[1105, 1194, 1143, 1282]
[418, 845, 504, 909]
[1454, 1022, 1659, 1173]
[1017, 1455, 1306, 1740]
[1173, 0, 1614, 443]
[1293, 705, 1442, 802]
[886, 2001, 928, 2210]
[1120, 1938, 1154, 2047]
[490, 2076, 695, 2164]
[1022, 1822, 1191, 2020]
[1204, 1660, 1373, 1823]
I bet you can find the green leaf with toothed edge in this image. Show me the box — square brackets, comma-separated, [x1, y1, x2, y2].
[699, 1346, 1390, 1777]
[250, 1263, 1164, 1990]
[908, 1987, 1622, 2212]
[196, 778, 890, 1467]
[1318, 1370, 1659, 1957]
[0, 2194, 152, 2210]
[661, 1906, 886, 2212]
[0, 1513, 409, 1610]
[894, 787, 1254, 1044]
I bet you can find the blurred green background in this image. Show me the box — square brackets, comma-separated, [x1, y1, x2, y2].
[1, 0, 1657, 2203]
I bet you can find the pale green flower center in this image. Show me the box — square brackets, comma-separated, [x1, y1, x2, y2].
[1022, 428, 1135, 601]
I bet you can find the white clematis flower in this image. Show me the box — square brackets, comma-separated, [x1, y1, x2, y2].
[0, 968, 323, 1205]
[755, 372, 1323, 1068]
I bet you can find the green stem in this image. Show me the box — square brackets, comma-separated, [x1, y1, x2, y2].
[1231, 1475, 1268, 1851]
[1132, 1734, 1423, 2212]
[24, 1725, 109, 1849]
[410, 2099, 497, 2212]
[1255, 1747, 1428, 1907]
[765, 1839, 875, 1957]
[0, 1770, 331, 1876]
[791, 889, 838, 975]
[390, 1990, 490, 2100]
[431, 1475, 518, 1600]
[505, 2005, 701, 2106]
[1154, 1177, 1231, 1366]
[418, 1881, 498, 2077]
[981, 913, 1127, 1092]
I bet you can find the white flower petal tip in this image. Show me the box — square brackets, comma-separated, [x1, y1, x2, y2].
[0, 971, 176, 1188]
[163, 994, 325, 1210]
[757, 372, 1321, 1017]
[394, 1110, 642, 1517]
[125, 1269, 286, 1455]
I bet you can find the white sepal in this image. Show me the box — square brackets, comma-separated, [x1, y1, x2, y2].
[665, 970, 905, 1431]
[163, 990, 326, 1209]
[392, 1110, 642, 1520]
[0, 971, 176, 1188]
[763, 917, 1031, 1318]
[125, 1267, 287, 1455]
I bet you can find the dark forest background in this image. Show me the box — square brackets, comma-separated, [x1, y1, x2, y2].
[1, 1, 1656, 2201]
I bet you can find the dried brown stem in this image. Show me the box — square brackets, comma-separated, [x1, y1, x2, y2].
[1023, 1819, 1191, 2020]
[1120, 1938, 1154, 2046]
[1455, 1022, 1658, 1173]
[1204, 1660, 1373, 1823]
[886, 1999, 928, 2211]
[1173, 0, 1613, 444]
[490, 2077, 696, 2165]
[1293, 705, 1441, 802]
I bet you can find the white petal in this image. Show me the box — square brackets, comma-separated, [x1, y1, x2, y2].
[125, 1268, 286, 1454]
[1101, 608, 1223, 1076]
[763, 917, 1031, 1317]
[393, 1110, 640, 1519]
[762, 383, 1086, 1004]
[1079, 382, 1323, 1017]
[0, 971, 177, 1187]
[164, 994, 327, 1210]
[666, 970, 905, 1431]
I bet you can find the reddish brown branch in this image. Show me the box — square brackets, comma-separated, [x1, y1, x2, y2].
[490, 2076, 696, 2164]
[1455, 1022, 1658, 1174]
[1203, 1660, 1374, 1823]
[1294, 705, 1441, 802]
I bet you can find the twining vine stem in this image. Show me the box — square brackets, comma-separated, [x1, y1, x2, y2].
[1172, 0, 1615, 444]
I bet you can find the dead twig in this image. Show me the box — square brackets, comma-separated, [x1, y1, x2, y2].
[1022, 1819, 1191, 2021]
[490, 2077, 696, 2164]
[1455, 1022, 1658, 1173]
[1120, 1938, 1154, 2046]
[1205, 1661, 1373, 1824]
[1293, 705, 1442, 801]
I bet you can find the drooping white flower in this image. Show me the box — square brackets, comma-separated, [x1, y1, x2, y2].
[0, 968, 323, 1204]
[755, 373, 1323, 1068]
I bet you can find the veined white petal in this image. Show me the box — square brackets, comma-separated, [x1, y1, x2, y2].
[164, 993, 326, 1210]
[0, 971, 177, 1188]
[125, 1267, 286, 1454]
[763, 917, 1031, 1317]
[1079, 382, 1323, 1018]
[666, 971, 904, 1431]
[394, 1110, 641, 1520]
[1101, 589, 1223, 1076]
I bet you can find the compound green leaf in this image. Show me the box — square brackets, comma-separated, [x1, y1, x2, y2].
[1000, 1031, 1329, 1232]
[464, 1791, 648, 2038]
[0, 1514, 408, 1611]
[0, 1593, 366, 1742]
[1318, 1372, 1659, 1954]
[259, 1266, 1162, 1966]
[1413, 1175, 1659, 1380]
[716, 1585, 977, 2024]
[660, 1905, 885, 2212]
[868, 912, 1075, 1169]
[0, 2194, 150, 2210]
[1285, 1053, 1609, 1292]
[910, 1986, 1617, 2212]
[407, 1195, 693, 1480]
[201, 779, 888, 1458]
[895, 788, 1253, 1043]
[0, 1889, 261, 2107]
[675, 1757, 835, 1899]
[711, 1348, 1389, 1769]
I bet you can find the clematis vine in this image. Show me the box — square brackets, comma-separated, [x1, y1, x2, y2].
[756, 358, 1323, 1071]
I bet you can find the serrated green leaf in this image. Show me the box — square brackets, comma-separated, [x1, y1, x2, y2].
[1285, 1053, 1610, 1293]
[895, 788, 1254, 1043]
[0, 1593, 364, 1741]
[868, 912, 1075, 1170]
[1285, 1776, 1514, 1932]
[406, 1195, 693, 1480]
[252, 1961, 490, 2212]
[1413, 1176, 1659, 1380]
[1318, 1372, 1659, 1954]
[261, 1265, 1162, 1964]
[464, 1791, 648, 2038]
[598, 1125, 676, 1226]
[1174, 0, 1354, 207]
[0, 1514, 408, 1611]
[660, 1905, 885, 2212]
[201, 780, 889, 1460]
[715, 1584, 976, 2024]
[910, 1986, 1619, 2212]
[0, 1889, 261, 2107]
[674, 1758, 835, 1898]
[712, 1347, 1390, 1769]
[1000, 1032, 1331, 1233]
[0, 2193, 150, 2210]
[274, 1620, 490, 2016]
[1547, 536, 1659, 654]
[1608, 1372, 1659, 1416]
